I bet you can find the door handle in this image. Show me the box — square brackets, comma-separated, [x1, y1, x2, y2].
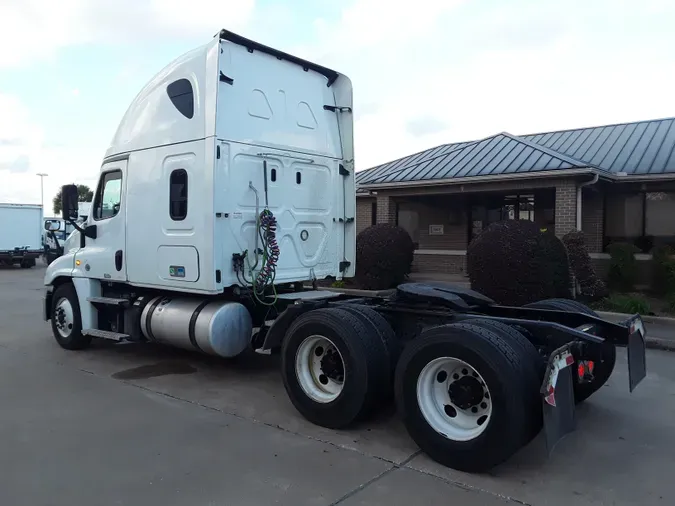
[115, 250, 123, 272]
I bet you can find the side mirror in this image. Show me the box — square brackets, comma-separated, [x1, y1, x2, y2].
[61, 184, 79, 222]
[44, 220, 61, 231]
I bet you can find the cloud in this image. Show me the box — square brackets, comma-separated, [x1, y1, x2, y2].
[3, 0, 675, 191]
[0, 0, 256, 68]
[0, 93, 100, 209]
[289, 0, 675, 171]
[406, 117, 450, 137]
[0, 155, 30, 173]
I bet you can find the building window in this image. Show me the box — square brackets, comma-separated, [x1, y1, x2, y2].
[170, 169, 188, 221]
[605, 193, 643, 243]
[469, 191, 552, 241]
[645, 192, 675, 238]
[167, 78, 194, 119]
[396, 202, 420, 249]
[604, 191, 675, 252]
[371, 201, 377, 225]
[93, 170, 122, 221]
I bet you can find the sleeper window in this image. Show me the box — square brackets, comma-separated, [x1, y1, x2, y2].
[167, 79, 194, 119]
[170, 169, 188, 220]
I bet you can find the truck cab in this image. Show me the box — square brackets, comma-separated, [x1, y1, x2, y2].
[44, 29, 354, 353]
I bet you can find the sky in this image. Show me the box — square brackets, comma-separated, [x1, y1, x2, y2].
[1, 0, 674, 213]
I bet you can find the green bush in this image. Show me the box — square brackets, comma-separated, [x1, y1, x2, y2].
[666, 292, 675, 314]
[606, 242, 640, 291]
[355, 224, 415, 290]
[594, 293, 651, 315]
[562, 230, 608, 301]
[467, 220, 571, 306]
[651, 245, 675, 296]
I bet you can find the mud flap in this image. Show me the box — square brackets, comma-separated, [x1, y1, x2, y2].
[624, 315, 647, 392]
[541, 346, 576, 453]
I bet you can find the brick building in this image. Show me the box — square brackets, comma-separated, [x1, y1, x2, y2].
[355, 117, 675, 284]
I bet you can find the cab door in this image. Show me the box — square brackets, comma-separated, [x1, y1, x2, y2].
[74, 160, 127, 281]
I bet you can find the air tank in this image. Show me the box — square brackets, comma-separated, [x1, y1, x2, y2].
[140, 296, 253, 358]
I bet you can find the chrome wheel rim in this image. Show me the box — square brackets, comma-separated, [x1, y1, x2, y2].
[54, 297, 74, 338]
[416, 357, 492, 441]
[295, 335, 345, 403]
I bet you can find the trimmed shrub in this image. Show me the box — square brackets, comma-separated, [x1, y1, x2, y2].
[467, 220, 571, 306]
[606, 242, 640, 291]
[562, 230, 608, 301]
[651, 245, 675, 296]
[592, 293, 651, 315]
[666, 292, 675, 314]
[355, 224, 415, 290]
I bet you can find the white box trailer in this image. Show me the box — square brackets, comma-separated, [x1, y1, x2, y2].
[0, 203, 43, 268]
[42, 29, 648, 474]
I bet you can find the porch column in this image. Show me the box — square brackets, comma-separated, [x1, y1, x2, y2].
[554, 180, 577, 238]
[376, 194, 396, 224]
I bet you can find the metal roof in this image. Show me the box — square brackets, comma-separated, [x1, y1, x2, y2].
[356, 116, 675, 188]
[521, 117, 675, 175]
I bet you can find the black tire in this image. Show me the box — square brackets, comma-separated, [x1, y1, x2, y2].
[524, 298, 616, 403]
[394, 322, 531, 473]
[465, 319, 543, 442]
[50, 283, 91, 350]
[338, 304, 399, 371]
[281, 307, 390, 429]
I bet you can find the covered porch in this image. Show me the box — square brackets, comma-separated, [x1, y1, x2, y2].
[356, 175, 584, 277]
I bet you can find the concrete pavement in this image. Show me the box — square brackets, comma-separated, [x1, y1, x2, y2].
[1, 263, 675, 505]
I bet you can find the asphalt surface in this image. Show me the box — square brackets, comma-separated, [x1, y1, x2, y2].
[1, 263, 674, 505]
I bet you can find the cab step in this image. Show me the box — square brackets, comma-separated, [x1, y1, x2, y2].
[82, 329, 130, 341]
[87, 296, 130, 307]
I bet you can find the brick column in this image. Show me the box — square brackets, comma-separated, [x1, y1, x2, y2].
[376, 194, 397, 224]
[581, 188, 604, 253]
[554, 180, 577, 238]
[356, 198, 374, 234]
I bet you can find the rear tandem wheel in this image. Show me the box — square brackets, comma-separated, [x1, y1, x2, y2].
[280, 307, 391, 429]
[394, 322, 538, 473]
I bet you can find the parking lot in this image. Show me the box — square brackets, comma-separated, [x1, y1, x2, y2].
[1, 263, 674, 506]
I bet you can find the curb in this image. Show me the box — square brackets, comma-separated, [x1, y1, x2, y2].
[596, 311, 675, 351]
[645, 337, 675, 352]
[596, 310, 675, 326]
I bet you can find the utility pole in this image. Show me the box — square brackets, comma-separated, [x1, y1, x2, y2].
[36, 173, 48, 212]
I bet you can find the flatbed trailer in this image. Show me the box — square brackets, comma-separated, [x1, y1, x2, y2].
[42, 29, 647, 474]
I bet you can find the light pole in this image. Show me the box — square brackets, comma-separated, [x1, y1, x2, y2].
[36, 173, 48, 213]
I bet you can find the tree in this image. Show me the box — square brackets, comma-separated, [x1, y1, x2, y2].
[562, 230, 608, 301]
[355, 223, 415, 290]
[53, 185, 94, 215]
[467, 220, 571, 306]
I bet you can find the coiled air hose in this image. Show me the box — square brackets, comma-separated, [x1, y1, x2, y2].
[235, 162, 280, 306]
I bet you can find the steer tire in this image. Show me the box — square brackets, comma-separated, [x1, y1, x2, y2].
[51, 283, 91, 350]
[464, 319, 543, 442]
[525, 298, 616, 403]
[281, 307, 390, 429]
[395, 322, 530, 473]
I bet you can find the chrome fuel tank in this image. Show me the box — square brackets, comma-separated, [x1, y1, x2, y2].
[140, 296, 252, 358]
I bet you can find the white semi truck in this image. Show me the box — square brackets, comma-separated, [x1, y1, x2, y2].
[43, 29, 648, 473]
[0, 203, 43, 268]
